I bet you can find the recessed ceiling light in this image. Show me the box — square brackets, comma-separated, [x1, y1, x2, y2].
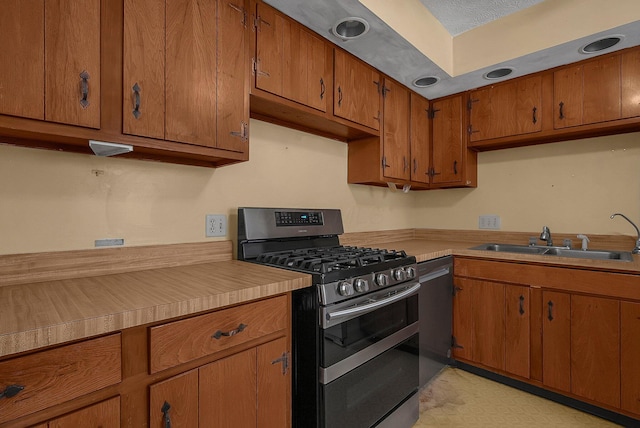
[331, 17, 369, 40]
[483, 67, 514, 80]
[413, 76, 440, 88]
[579, 35, 623, 54]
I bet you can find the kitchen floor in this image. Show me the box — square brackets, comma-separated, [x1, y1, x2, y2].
[415, 368, 622, 427]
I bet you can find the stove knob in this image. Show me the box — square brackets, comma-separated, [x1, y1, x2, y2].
[393, 268, 407, 281]
[375, 273, 389, 287]
[354, 278, 369, 293]
[338, 281, 355, 297]
[405, 266, 416, 279]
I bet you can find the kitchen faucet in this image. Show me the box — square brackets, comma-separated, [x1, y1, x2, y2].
[539, 226, 553, 246]
[610, 213, 640, 254]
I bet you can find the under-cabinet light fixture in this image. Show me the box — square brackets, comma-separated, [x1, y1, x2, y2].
[89, 140, 133, 157]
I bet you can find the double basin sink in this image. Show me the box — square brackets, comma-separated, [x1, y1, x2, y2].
[470, 243, 633, 262]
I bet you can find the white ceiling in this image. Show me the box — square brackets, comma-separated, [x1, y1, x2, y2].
[262, 0, 640, 99]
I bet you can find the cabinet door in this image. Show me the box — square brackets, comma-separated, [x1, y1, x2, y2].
[49, 397, 120, 428]
[165, 0, 217, 147]
[621, 49, 640, 119]
[382, 79, 410, 181]
[571, 295, 620, 408]
[410, 93, 430, 184]
[622, 301, 640, 415]
[0, 0, 44, 120]
[304, 33, 329, 112]
[505, 285, 530, 379]
[200, 348, 257, 427]
[334, 49, 381, 130]
[452, 278, 473, 360]
[216, 0, 249, 152]
[542, 291, 570, 392]
[45, 0, 100, 128]
[123, 0, 165, 139]
[255, 3, 283, 97]
[257, 337, 290, 427]
[554, 65, 583, 129]
[471, 279, 505, 371]
[150, 370, 199, 428]
[583, 55, 621, 125]
[431, 95, 464, 186]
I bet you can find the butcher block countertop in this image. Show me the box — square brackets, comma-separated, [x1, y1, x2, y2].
[3, 228, 640, 358]
[0, 241, 311, 357]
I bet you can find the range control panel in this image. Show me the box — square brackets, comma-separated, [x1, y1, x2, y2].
[275, 211, 324, 226]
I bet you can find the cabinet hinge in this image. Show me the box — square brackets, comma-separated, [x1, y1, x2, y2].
[467, 98, 479, 110]
[451, 336, 464, 349]
[428, 108, 440, 119]
[381, 156, 390, 169]
[227, 2, 247, 27]
[254, 15, 271, 31]
[467, 124, 479, 135]
[382, 85, 390, 98]
[452, 284, 462, 296]
[271, 352, 290, 375]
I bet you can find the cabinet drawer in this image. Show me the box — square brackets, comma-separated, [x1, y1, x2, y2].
[0, 334, 122, 424]
[149, 295, 288, 373]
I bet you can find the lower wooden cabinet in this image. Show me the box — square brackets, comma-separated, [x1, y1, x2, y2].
[454, 257, 640, 420]
[150, 336, 289, 427]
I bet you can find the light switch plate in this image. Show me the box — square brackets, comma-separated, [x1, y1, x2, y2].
[479, 215, 501, 230]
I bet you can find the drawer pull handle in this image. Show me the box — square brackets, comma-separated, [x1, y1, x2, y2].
[0, 384, 24, 400]
[212, 323, 247, 340]
[161, 401, 171, 428]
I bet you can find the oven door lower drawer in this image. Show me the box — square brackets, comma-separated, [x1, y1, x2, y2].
[320, 330, 418, 428]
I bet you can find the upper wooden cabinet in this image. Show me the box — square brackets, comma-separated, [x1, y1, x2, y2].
[409, 93, 431, 185]
[381, 79, 411, 181]
[123, 0, 249, 152]
[334, 49, 381, 130]
[254, 3, 330, 112]
[468, 75, 542, 141]
[431, 95, 477, 188]
[554, 49, 640, 129]
[0, 0, 100, 128]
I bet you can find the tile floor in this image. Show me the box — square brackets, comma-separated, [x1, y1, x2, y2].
[414, 368, 622, 427]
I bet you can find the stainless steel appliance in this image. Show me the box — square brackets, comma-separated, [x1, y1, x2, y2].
[417, 256, 453, 387]
[237, 208, 420, 428]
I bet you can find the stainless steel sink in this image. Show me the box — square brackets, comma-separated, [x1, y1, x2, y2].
[470, 243, 633, 262]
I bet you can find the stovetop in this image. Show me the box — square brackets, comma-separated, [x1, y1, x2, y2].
[255, 245, 412, 275]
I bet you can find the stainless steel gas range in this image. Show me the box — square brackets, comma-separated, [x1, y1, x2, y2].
[238, 208, 420, 428]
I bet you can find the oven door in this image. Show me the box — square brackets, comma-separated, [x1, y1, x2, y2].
[319, 283, 419, 428]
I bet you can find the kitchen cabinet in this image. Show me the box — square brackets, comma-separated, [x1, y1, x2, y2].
[334, 49, 381, 130]
[48, 397, 120, 428]
[542, 291, 571, 393]
[453, 276, 530, 377]
[148, 295, 291, 427]
[430, 95, 477, 188]
[123, 0, 249, 152]
[0, 0, 100, 128]
[621, 301, 640, 415]
[254, 2, 330, 112]
[409, 93, 431, 185]
[621, 49, 640, 119]
[381, 78, 411, 181]
[468, 75, 542, 141]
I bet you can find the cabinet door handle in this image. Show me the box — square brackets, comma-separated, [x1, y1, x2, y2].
[320, 78, 325, 100]
[161, 401, 171, 428]
[132, 83, 141, 119]
[337, 86, 343, 107]
[559, 102, 565, 120]
[519, 295, 525, 315]
[547, 300, 554, 321]
[79, 70, 90, 108]
[532, 106, 537, 124]
[212, 323, 247, 339]
[453, 160, 458, 175]
[0, 384, 24, 400]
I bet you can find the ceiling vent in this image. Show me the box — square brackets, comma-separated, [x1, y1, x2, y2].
[331, 17, 369, 40]
[413, 76, 440, 88]
[580, 35, 623, 54]
[483, 67, 514, 80]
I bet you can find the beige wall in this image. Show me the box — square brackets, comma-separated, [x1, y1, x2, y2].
[1, 120, 639, 255]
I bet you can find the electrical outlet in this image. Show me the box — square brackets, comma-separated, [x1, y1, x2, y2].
[479, 215, 501, 230]
[206, 214, 227, 237]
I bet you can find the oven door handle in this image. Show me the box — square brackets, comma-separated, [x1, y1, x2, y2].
[326, 282, 421, 322]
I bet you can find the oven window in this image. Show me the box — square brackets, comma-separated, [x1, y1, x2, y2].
[321, 294, 418, 367]
[321, 334, 418, 428]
